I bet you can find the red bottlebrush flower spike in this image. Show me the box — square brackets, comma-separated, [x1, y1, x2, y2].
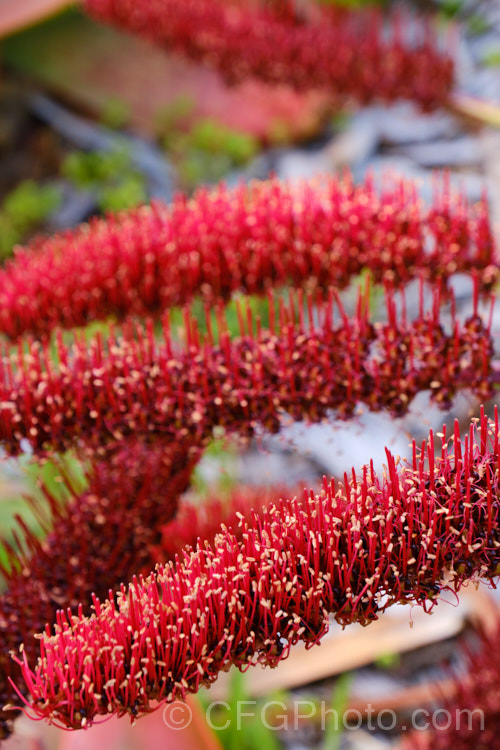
[15, 408, 500, 729]
[0, 439, 199, 740]
[84, 1, 454, 110]
[0, 177, 496, 340]
[0, 285, 495, 456]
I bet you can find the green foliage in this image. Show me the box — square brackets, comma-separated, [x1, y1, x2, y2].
[23, 452, 86, 505]
[188, 119, 258, 165]
[439, 0, 463, 18]
[100, 97, 131, 130]
[374, 651, 400, 670]
[321, 673, 352, 750]
[178, 150, 234, 188]
[199, 670, 281, 750]
[330, 110, 351, 132]
[155, 95, 196, 135]
[99, 174, 147, 213]
[0, 145, 147, 265]
[0, 485, 32, 578]
[482, 49, 500, 67]
[467, 13, 490, 35]
[156, 98, 259, 190]
[168, 292, 274, 344]
[62, 149, 147, 213]
[0, 181, 61, 260]
[0, 451, 86, 581]
[191, 436, 238, 496]
[198, 669, 353, 750]
[62, 149, 125, 187]
[437, 0, 489, 35]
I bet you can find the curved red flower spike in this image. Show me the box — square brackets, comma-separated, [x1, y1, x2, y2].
[0, 176, 495, 340]
[85, 1, 454, 110]
[0, 284, 495, 456]
[0, 439, 199, 739]
[15, 408, 500, 729]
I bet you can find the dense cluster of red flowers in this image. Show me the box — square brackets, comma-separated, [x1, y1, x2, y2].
[0, 177, 494, 340]
[0, 439, 198, 739]
[0, 284, 495, 457]
[16, 410, 500, 729]
[84, 0, 454, 110]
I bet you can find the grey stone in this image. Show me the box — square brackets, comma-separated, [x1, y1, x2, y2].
[264, 413, 413, 477]
[463, 67, 500, 103]
[377, 102, 461, 145]
[480, 129, 500, 226]
[47, 181, 96, 232]
[195, 440, 323, 489]
[274, 146, 334, 181]
[455, 31, 477, 82]
[325, 109, 381, 170]
[396, 136, 483, 168]
[468, 32, 500, 63]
